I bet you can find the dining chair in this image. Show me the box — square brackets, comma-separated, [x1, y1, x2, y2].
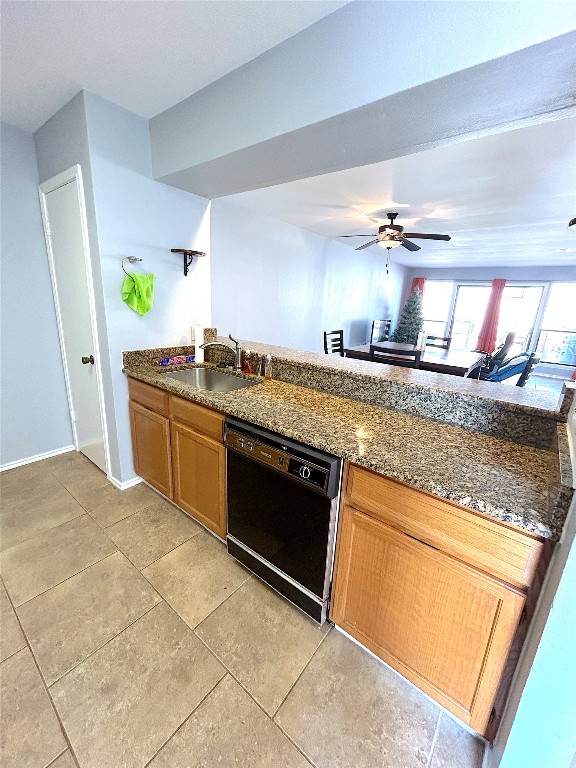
[370, 319, 391, 344]
[425, 335, 452, 350]
[323, 329, 344, 356]
[515, 352, 539, 387]
[369, 344, 421, 368]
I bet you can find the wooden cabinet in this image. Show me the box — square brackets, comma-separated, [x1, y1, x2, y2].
[127, 378, 226, 539]
[129, 400, 172, 497]
[170, 401, 226, 539]
[331, 463, 545, 736]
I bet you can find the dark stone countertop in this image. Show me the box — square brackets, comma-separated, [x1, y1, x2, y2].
[124, 352, 573, 541]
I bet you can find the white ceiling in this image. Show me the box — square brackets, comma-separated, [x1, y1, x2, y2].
[0, 0, 347, 132]
[2, 1, 574, 271]
[224, 117, 576, 268]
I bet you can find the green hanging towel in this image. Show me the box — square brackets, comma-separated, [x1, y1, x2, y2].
[122, 273, 156, 316]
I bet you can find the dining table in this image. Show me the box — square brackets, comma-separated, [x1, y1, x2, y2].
[343, 341, 481, 377]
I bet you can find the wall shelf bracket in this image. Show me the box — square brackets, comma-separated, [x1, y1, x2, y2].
[171, 248, 205, 277]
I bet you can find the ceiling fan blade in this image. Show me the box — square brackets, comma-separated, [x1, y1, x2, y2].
[403, 233, 451, 241]
[355, 239, 380, 250]
[401, 239, 421, 252]
[339, 234, 377, 237]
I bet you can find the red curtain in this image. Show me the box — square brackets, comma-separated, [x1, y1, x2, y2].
[410, 277, 426, 296]
[476, 278, 506, 353]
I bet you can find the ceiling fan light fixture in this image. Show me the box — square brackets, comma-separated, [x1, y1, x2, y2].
[378, 239, 401, 249]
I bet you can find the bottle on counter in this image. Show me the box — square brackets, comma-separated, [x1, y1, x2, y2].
[243, 350, 252, 375]
[264, 354, 273, 380]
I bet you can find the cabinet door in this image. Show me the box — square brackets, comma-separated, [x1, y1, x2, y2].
[331, 505, 525, 735]
[171, 420, 226, 539]
[129, 400, 172, 497]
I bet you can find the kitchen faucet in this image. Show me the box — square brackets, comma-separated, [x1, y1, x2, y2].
[199, 334, 243, 370]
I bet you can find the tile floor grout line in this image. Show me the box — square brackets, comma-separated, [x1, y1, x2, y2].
[10, 544, 119, 610]
[184, 568, 254, 632]
[45, 599, 162, 690]
[140, 555, 252, 627]
[96, 495, 194, 531]
[425, 711, 443, 768]
[140, 673, 229, 768]
[185, 641, 318, 768]
[45, 748, 70, 767]
[131, 528, 203, 571]
[0, 575, 28, 662]
[272, 625, 332, 719]
[273, 719, 320, 768]
[50, 464, 110, 506]
[0, 505, 87, 556]
[84, 500, 142, 529]
[191, 630, 318, 767]
[79, 491, 163, 535]
[94, 492, 206, 572]
[0, 644, 27, 664]
[1, 575, 83, 768]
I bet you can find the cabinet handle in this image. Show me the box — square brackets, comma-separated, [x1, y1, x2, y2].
[81, 355, 95, 365]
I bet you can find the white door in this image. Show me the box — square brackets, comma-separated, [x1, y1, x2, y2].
[40, 167, 109, 474]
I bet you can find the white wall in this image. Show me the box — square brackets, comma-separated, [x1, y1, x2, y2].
[497, 506, 576, 768]
[33, 91, 211, 484]
[33, 91, 121, 471]
[0, 122, 73, 467]
[83, 91, 211, 483]
[492, 401, 576, 768]
[210, 199, 406, 353]
[151, 1, 576, 179]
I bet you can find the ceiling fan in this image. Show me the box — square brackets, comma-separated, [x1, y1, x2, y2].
[340, 212, 451, 251]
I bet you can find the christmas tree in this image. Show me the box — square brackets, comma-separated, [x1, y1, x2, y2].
[391, 287, 424, 344]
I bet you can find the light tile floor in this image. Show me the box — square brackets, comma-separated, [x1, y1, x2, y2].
[0, 452, 485, 768]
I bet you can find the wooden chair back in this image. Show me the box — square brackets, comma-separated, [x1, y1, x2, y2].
[371, 319, 391, 344]
[324, 330, 344, 356]
[426, 335, 452, 350]
[369, 345, 421, 368]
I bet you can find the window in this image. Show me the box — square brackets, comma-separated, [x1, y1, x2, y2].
[420, 280, 550, 354]
[497, 286, 544, 356]
[421, 281, 453, 336]
[535, 283, 576, 365]
[451, 285, 491, 350]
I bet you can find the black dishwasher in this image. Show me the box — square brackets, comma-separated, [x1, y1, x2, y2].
[225, 417, 342, 624]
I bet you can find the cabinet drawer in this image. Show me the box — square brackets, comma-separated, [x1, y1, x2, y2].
[170, 396, 224, 441]
[128, 378, 169, 416]
[345, 463, 543, 589]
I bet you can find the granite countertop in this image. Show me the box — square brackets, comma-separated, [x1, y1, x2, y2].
[124, 359, 573, 541]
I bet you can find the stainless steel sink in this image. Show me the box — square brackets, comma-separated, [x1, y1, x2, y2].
[161, 367, 260, 393]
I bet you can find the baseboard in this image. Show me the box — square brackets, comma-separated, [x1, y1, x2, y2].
[0, 445, 75, 472]
[108, 474, 143, 491]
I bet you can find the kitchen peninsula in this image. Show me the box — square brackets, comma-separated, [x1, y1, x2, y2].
[123, 338, 574, 738]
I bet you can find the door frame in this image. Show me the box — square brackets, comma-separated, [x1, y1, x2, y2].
[39, 164, 111, 478]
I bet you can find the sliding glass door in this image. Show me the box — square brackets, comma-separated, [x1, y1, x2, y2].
[535, 283, 576, 365]
[497, 286, 544, 356]
[450, 285, 491, 350]
[421, 280, 573, 360]
[448, 284, 544, 352]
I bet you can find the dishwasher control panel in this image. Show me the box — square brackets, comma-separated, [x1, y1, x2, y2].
[225, 427, 332, 494]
